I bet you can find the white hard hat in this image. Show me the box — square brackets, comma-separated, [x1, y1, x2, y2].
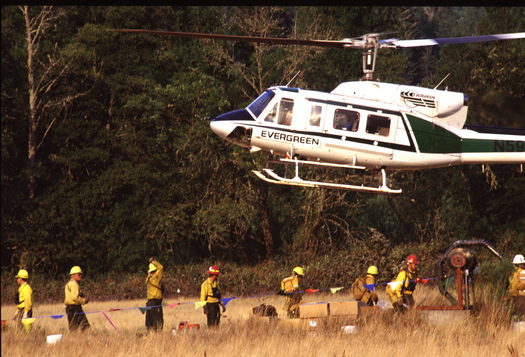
[513, 254, 525, 264]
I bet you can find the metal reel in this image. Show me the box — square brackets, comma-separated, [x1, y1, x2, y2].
[446, 248, 477, 271]
[439, 248, 478, 307]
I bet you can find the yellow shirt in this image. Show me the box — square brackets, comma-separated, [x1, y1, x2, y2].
[392, 266, 417, 297]
[520, 268, 525, 296]
[281, 276, 300, 293]
[200, 278, 221, 303]
[281, 275, 301, 302]
[17, 282, 33, 313]
[353, 275, 377, 303]
[509, 267, 525, 297]
[64, 279, 87, 305]
[146, 261, 164, 300]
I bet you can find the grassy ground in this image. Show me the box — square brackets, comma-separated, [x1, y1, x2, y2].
[2, 287, 524, 357]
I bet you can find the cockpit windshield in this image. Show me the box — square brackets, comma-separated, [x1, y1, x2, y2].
[247, 90, 275, 118]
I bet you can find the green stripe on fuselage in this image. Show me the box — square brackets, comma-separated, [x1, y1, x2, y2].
[461, 139, 494, 153]
[463, 138, 525, 153]
[406, 114, 461, 153]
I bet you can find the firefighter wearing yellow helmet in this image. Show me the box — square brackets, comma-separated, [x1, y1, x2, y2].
[509, 254, 525, 297]
[145, 257, 164, 333]
[281, 267, 304, 318]
[351, 266, 379, 306]
[14, 269, 33, 332]
[64, 266, 90, 331]
[386, 255, 420, 313]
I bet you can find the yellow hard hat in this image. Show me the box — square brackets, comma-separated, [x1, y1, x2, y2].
[293, 267, 304, 276]
[148, 263, 157, 273]
[69, 266, 83, 275]
[16, 269, 29, 279]
[367, 266, 378, 275]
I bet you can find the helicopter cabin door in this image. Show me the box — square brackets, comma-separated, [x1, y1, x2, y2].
[304, 102, 326, 133]
[292, 101, 325, 156]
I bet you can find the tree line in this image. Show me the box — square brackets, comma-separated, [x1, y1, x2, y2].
[2, 6, 524, 282]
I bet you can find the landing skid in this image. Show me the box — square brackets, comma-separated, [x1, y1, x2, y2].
[252, 159, 402, 193]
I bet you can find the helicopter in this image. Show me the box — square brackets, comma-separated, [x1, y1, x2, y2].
[111, 29, 525, 193]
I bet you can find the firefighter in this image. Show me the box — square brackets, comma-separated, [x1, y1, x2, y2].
[281, 267, 304, 318]
[64, 266, 90, 332]
[145, 257, 164, 332]
[200, 265, 225, 327]
[509, 254, 525, 297]
[386, 255, 420, 313]
[352, 266, 379, 306]
[14, 269, 33, 332]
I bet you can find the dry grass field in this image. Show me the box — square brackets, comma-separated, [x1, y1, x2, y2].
[2, 286, 524, 357]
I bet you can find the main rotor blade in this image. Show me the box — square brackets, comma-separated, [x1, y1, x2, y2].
[381, 32, 525, 48]
[109, 29, 351, 48]
[110, 29, 525, 50]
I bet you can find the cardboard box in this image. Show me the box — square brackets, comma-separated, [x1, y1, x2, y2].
[299, 302, 329, 318]
[255, 315, 278, 323]
[329, 314, 359, 326]
[305, 318, 319, 329]
[280, 317, 330, 331]
[329, 301, 366, 316]
[360, 306, 380, 316]
[305, 317, 332, 330]
[279, 318, 306, 329]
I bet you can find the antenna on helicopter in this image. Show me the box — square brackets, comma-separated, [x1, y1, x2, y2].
[434, 73, 451, 90]
[286, 71, 301, 87]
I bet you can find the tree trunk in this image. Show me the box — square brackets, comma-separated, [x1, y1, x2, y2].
[23, 6, 37, 200]
[258, 183, 274, 257]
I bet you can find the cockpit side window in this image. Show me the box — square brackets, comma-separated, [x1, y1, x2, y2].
[264, 103, 278, 122]
[248, 90, 275, 118]
[277, 98, 294, 126]
[263, 98, 294, 125]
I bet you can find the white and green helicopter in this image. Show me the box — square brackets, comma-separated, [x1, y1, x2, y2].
[114, 29, 525, 193]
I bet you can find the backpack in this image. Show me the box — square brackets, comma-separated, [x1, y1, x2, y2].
[351, 277, 365, 300]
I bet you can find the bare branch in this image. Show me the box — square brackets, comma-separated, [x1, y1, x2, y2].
[205, 7, 335, 99]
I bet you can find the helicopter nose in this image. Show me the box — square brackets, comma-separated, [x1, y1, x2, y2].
[210, 109, 254, 139]
[210, 118, 234, 139]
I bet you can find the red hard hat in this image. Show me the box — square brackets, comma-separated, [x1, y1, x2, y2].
[207, 265, 221, 275]
[406, 254, 419, 264]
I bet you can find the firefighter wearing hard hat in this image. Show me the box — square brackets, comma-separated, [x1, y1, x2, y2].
[64, 266, 90, 331]
[386, 255, 420, 313]
[14, 269, 33, 332]
[351, 266, 379, 306]
[281, 267, 305, 318]
[145, 257, 164, 333]
[509, 254, 525, 297]
[200, 265, 225, 327]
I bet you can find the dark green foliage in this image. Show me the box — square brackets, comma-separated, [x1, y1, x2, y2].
[1, 6, 524, 296]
